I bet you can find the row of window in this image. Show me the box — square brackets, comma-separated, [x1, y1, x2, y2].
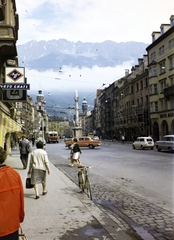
[149, 76, 174, 95]
[119, 78, 149, 97]
[150, 38, 174, 61]
[149, 55, 174, 77]
[150, 98, 173, 112]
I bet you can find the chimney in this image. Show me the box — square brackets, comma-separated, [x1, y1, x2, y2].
[125, 69, 129, 76]
[138, 58, 143, 66]
[170, 15, 174, 27]
[131, 66, 135, 73]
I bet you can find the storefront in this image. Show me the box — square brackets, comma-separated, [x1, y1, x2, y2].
[0, 111, 21, 154]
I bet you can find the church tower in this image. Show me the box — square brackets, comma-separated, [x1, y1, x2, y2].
[35, 89, 48, 138]
[36, 89, 45, 113]
[82, 97, 87, 113]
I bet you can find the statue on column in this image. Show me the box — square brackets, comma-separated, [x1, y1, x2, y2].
[73, 90, 82, 137]
[74, 90, 79, 127]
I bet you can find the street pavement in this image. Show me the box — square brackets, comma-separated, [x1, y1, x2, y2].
[6, 148, 139, 240]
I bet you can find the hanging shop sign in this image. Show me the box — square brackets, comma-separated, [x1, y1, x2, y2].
[2, 67, 29, 102]
[5, 67, 25, 83]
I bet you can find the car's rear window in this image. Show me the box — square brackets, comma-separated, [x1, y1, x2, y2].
[146, 139, 152, 142]
[140, 139, 145, 142]
[162, 137, 174, 141]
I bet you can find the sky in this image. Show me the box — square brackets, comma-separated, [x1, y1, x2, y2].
[15, 0, 173, 102]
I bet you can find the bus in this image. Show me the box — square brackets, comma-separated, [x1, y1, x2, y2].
[46, 131, 59, 143]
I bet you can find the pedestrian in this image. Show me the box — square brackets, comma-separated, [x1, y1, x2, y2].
[121, 135, 125, 144]
[19, 135, 31, 169]
[0, 147, 25, 239]
[69, 138, 82, 167]
[31, 136, 35, 147]
[28, 140, 50, 199]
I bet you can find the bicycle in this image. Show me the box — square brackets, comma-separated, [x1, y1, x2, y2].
[77, 166, 92, 200]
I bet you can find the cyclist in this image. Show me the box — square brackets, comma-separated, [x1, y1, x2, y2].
[69, 138, 82, 167]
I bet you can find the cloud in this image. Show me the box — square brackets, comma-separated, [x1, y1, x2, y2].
[26, 60, 134, 94]
[16, 0, 173, 44]
[16, 0, 172, 103]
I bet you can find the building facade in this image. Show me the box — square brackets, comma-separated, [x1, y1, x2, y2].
[0, 0, 21, 153]
[90, 15, 174, 142]
[146, 15, 174, 140]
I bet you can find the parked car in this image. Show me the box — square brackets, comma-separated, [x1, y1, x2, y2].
[93, 136, 100, 140]
[155, 135, 174, 153]
[36, 137, 46, 146]
[65, 136, 101, 149]
[132, 136, 154, 150]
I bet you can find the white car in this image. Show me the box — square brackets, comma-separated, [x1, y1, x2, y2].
[155, 135, 174, 153]
[132, 136, 154, 150]
[93, 136, 100, 140]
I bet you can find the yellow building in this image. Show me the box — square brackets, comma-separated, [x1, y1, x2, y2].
[146, 15, 174, 140]
[48, 116, 71, 138]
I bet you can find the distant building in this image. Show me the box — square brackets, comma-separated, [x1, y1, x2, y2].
[48, 116, 71, 138]
[35, 89, 49, 139]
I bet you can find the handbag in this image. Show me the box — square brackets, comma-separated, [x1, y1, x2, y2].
[25, 177, 34, 189]
[18, 226, 28, 240]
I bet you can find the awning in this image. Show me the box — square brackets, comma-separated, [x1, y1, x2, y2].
[0, 111, 21, 147]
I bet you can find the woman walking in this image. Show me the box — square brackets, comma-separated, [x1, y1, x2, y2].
[69, 138, 82, 167]
[28, 141, 50, 199]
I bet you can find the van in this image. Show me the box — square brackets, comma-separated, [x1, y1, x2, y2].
[132, 137, 154, 150]
[46, 131, 59, 143]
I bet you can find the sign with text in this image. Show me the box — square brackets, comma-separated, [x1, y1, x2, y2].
[3, 67, 27, 101]
[0, 83, 30, 90]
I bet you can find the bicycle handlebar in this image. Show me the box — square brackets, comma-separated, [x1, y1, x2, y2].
[78, 165, 93, 169]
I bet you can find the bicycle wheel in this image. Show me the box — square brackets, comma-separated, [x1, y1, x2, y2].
[85, 177, 92, 200]
[78, 171, 84, 192]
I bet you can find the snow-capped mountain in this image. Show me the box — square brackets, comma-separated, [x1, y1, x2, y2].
[17, 39, 148, 71]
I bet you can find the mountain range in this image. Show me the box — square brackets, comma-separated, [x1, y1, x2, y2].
[17, 39, 149, 117]
[17, 39, 149, 71]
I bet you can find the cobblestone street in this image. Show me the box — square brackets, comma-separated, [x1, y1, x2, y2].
[49, 155, 174, 240]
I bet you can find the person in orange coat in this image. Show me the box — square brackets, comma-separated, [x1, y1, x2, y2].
[0, 147, 25, 240]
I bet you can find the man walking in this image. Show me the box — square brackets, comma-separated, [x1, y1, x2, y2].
[19, 135, 31, 169]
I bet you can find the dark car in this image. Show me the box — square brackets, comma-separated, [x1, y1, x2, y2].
[155, 135, 174, 152]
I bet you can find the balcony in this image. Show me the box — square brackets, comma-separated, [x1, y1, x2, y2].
[163, 86, 174, 99]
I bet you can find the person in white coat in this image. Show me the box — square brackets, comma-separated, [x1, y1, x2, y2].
[28, 141, 50, 199]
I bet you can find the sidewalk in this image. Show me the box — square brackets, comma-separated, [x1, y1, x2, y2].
[6, 150, 138, 240]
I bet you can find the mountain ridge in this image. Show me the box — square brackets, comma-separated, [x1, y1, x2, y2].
[18, 39, 149, 117]
[17, 39, 149, 71]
